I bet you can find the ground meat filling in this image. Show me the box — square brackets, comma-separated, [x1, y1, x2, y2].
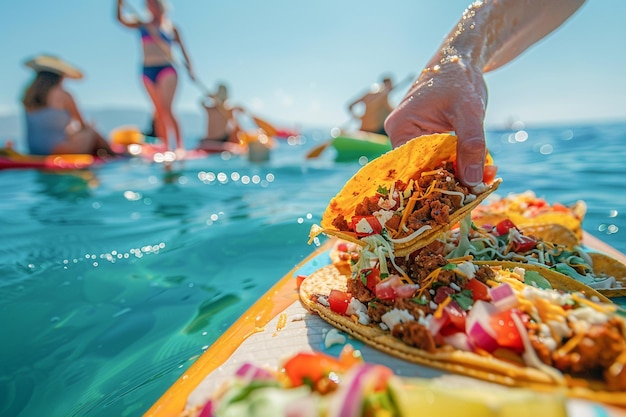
[346, 274, 374, 303]
[392, 321, 436, 352]
[331, 214, 350, 232]
[329, 163, 472, 238]
[554, 319, 626, 391]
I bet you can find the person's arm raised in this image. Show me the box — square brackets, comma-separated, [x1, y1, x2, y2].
[386, 0, 586, 188]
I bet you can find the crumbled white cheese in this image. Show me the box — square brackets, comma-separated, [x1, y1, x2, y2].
[324, 328, 347, 348]
[317, 295, 330, 308]
[457, 261, 476, 279]
[354, 218, 375, 235]
[373, 209, 394, 228]
[346, 298, 370, 325]
[381, 308, 414, 330]
[568, 306, 609, 326]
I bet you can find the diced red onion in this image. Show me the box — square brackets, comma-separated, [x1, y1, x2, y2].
[443, 332, 473, 352]
[328, 364, 378, 417]
[465, 300, 499, 352]
[234, 362, 273, 382]
[197, 399, 214, 417]
[489, 283, 519, 312]
[394, 283, 420, 298]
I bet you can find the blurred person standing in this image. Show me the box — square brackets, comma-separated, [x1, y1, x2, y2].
[116, 0, 195, 152]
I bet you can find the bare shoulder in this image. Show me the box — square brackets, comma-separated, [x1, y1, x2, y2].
[45, 86, 72, 108]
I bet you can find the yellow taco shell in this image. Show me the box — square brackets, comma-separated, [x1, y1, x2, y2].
[316, 134, 501, 256]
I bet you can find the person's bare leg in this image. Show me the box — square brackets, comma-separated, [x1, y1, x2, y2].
[143, 78, 170, 149]
[155, 72, 183, 150]
[53, 127, 116, 156]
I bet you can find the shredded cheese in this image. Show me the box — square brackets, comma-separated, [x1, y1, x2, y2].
[433, 296, 452, 319]
[431, 188, 466, 206]
[416, 268, 442, 298]
[554, 331, 585, 358]
[571, 293, 616, 314]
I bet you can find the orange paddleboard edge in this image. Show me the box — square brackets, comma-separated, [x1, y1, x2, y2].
[144, 238, 336, 417]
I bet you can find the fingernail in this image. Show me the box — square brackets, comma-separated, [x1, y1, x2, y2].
[464, 164, 483, 186]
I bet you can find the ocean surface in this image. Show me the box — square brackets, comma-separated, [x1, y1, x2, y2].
[0, 121, 624, 417]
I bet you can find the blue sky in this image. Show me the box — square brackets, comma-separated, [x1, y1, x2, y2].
[2, 0, 625, 133]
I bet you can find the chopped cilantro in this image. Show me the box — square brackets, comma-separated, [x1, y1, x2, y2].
[451, 290, 474, 311]
[377, 185, 389, 196]
[411, 296, 429, 305]
[360, 269, 371, 286]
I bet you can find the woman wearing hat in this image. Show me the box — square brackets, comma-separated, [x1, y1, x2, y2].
[22, 55, 116, 156]
[116, 0, 196, 153]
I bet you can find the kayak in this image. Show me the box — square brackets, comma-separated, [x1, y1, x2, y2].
[331, 130, 392, 162]
[145, 232, 626, 417]
[0, 148, 99, 171]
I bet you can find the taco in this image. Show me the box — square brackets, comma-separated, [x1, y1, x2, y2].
[309, 133, 501, 257]
[185, 346, 571, 417]
[440, 216, 625, 296]
[471, 191, 586, 241]
[299, 256, 626, 406]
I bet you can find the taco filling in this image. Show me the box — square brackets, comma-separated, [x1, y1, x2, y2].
[300, 254, 626, 400]
[441, 216, 624, 291]
[310, 134, 501, 256]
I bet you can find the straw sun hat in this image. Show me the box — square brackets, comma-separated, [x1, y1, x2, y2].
[24, 54, 83, 79]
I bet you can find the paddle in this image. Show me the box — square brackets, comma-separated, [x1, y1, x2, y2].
[305, 73, 416, 160]
[305, 141, 333, 159]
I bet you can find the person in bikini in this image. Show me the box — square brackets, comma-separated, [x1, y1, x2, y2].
[116, 0, 195, 152]
[22, 55, 116, 157]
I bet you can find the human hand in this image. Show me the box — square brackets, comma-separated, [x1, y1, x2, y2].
[385, 57, 488, 188]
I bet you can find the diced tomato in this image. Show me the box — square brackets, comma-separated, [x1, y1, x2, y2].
[552, 202, 570, 213]
[436, 302, 467, 336]
[483, 165, 498, 184]
[393, 180, 408, 193]
[337, 242, 349, 253]
[512, 235, 538, 253]
[489, 309, 524, 353]
[337, 344, 364, 368]
[328, 290, 352, 315]
[466, 278, 491, 301]
[350, 215, 383, 237]
[495, 219, 517, 236]
[445, 302, 467, 331]
[283, 352, 344, 386]
[360, 268, 381, 291]
[296, 274, 307, 289]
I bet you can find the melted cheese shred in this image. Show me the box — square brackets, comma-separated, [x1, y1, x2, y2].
[433, 296, 452, 319]
[571, 293, 616, 314]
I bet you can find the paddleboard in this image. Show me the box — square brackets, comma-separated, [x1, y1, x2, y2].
[0, 148, 99, 171]
[110, 126, 247, 162]
[146, 232, 626, 417]
[332, 130, 392, 162]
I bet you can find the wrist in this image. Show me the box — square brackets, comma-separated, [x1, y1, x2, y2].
[437, 2, 490, 72]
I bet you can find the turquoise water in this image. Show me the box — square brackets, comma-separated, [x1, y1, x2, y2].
[0, 122, 624, 416]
